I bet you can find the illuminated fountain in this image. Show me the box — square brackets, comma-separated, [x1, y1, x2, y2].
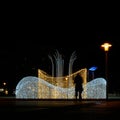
[15, 50, 107, 99]
[15, 68, 106, 99]
[15, 68, 87, 99]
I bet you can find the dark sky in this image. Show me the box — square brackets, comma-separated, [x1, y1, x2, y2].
[15, 30, 120, 93]
[0, 30, 119, 94]
[1, 9, 120, 94]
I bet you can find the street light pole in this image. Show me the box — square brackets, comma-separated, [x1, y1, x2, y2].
[101, 42, 112, 100]
[105, 51, 108, 80]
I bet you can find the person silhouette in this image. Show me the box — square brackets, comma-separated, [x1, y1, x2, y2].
[74, 74, 83, 100]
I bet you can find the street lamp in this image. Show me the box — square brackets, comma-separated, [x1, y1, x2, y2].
[101, 42, 112, 100]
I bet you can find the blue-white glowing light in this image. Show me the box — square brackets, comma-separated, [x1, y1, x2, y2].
[89, 66, 98, 71]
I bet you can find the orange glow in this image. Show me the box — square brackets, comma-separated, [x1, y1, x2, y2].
[101, 42, 112, 51]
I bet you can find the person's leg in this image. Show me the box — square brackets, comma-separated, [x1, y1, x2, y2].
[78, 91, 82, 100]
[75, 90, 78, 100]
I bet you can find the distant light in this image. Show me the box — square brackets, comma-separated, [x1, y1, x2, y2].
[0, 88, 4, 92]
[89, 66, 98, 71]
[3, 82, 6, 85]
[5, 90, 8, 95]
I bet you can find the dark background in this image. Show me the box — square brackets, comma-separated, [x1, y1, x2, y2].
[1, 30, 119, 95]
[1, 6, 120, 95]
[15, 32, 120, 94]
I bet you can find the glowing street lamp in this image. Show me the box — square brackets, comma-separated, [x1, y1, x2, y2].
[101, 43, 112, 52]
[101, 42, 112, 99]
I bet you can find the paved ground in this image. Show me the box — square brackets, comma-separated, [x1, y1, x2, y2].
[0, 97, 120, 119]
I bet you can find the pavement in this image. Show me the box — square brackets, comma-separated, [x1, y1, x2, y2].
[0, 96, 120, 119]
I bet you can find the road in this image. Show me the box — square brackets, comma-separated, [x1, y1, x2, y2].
[0, 97, 120, 120]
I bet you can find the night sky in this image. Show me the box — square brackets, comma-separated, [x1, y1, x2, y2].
[1, 10, 120, 95]
[0, 30, 119, 95]
[14, 30, 119, 94]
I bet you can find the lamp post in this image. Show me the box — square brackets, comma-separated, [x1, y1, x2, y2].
[101, 42, 112, 100]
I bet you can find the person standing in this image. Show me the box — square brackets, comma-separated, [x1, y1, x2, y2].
[74, 74, 83, 100]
